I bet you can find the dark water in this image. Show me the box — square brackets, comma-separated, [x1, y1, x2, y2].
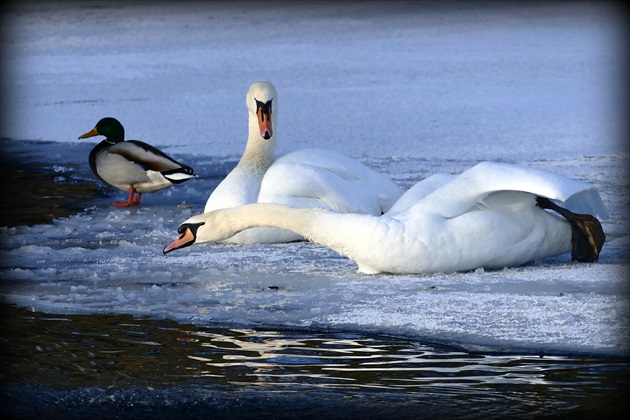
[1, 303, 629, 420]
[0, 143, 99, 227]
[1, 140, 629, 419]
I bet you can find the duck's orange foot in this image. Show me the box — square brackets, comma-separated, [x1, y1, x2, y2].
[112, 201, 137, 208]
[112, 189, 142, 207]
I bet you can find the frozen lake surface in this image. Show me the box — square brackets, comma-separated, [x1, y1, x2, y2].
[1, 1, 628, 417]
[1, 138, 627, 357]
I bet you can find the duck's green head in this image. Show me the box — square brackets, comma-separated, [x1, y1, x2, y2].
[78, 117, 125, 142]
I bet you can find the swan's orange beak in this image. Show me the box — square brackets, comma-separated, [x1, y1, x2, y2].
[257, 107, 273, 140]
[78, 127, 99, 139]
[163, 226, 196, 254]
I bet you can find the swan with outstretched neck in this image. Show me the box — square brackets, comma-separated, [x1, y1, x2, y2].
[203, 81, 403, 244]
[165, 162, 607, 274]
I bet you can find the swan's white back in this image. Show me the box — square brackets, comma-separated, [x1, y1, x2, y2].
[309, 162, 608, 273]
[389, 162, 608, 220]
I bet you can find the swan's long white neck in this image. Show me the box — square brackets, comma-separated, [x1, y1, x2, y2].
[219, 203, 322, 241]
[203, 83, 279, 213]
[206, 203, 382, 272]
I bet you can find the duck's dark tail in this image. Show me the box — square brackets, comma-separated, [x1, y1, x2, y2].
[536, 196, 605, 262]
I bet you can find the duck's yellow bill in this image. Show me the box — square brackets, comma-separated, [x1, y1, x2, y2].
[78, 127, 99, 139]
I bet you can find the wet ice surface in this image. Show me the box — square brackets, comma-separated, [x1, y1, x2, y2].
[1, 1, 629, 358]
[1, 140, 628, 357]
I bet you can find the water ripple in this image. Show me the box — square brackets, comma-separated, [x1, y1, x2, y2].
[1, 304, 628, 418]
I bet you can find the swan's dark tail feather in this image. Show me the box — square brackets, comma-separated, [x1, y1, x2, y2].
[536, 196, 605, 263]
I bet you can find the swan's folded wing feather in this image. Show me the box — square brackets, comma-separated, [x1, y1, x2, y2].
[260, 160, 385, 215]
[407, 162, 609, 220]
[274, 148, 372, 179]
[385, 173, 455, 217]
[270, 148, 403, 213]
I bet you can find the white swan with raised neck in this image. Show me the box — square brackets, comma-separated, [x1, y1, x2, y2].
[203, 81, 403, 244]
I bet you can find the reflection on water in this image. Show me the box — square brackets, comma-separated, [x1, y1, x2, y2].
[1, 304, 628, 419]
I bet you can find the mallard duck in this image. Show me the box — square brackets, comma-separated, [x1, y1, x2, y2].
[203, 81, 403, 243]
[78, 117, 195, 207]
[165, 162, 607, 274]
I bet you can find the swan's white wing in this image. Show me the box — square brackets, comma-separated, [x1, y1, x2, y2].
[402, 162, 609, 220]
[264, 148, 403, 213]
[385, 173, 455, 217]
[259, 161, 380, 214]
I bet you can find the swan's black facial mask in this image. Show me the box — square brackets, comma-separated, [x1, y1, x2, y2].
[255, 99, 272, 117]
[178, 222, 205, 236]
